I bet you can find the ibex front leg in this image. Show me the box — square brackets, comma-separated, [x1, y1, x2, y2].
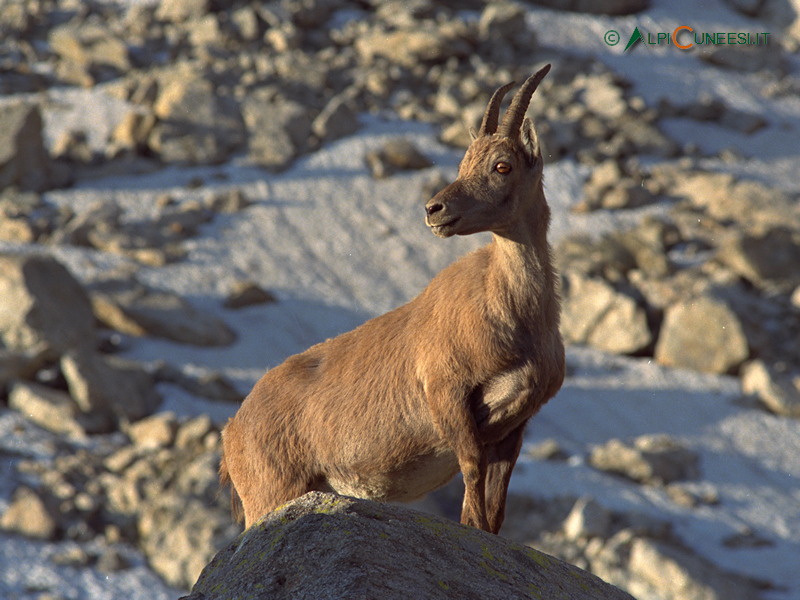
[426, 382, 491, 531]
[485, 423, 526, 534]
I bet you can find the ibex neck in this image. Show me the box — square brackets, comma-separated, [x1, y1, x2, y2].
[486, 201, 555, 324]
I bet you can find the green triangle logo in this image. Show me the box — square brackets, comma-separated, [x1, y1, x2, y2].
[624, 27, 645, 52]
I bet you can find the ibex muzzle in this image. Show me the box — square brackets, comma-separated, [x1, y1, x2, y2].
[220, 64, 564, 534]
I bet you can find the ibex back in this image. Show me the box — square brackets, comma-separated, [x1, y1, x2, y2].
[220, 64, 565, 533]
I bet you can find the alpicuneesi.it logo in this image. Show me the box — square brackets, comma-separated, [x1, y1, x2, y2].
[604, 26, 771, 51]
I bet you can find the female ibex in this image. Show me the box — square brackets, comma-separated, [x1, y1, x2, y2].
[220, 64, 564, 533]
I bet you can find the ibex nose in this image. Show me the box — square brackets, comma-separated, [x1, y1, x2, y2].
[425, 202, 444, 217]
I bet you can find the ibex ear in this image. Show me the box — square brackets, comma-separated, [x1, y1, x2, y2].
[468, 126, 478, 141]
[519, 117, 542, 166]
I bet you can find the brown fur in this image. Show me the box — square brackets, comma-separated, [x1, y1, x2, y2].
[220, 67, 565, 532]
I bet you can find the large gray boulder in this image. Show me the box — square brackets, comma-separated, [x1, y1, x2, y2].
[0, 102, 56, 192]
[0, 252, 96, 353]
[183, 492, 635, 600]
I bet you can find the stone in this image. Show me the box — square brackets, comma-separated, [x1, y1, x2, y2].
[355, 27, 467, 69]
[139, 496, 238, 589]
[563, 497, 612, 540]
[223, 280, 277, 309]
[0, 347, 47, 386]
[155, 362, 242, 403]
[205, 188, 252, 213]
[61, 350, 162, 430]
[49, 23, 131, 75]
[311, 91, 360, 142]
[560, 273, 652, 355]
[126, 412, 178, 449]
[741, 360, 800, 418]
[0, 253, 96, 353]
[526, 438, 569, 461]
[0, 189, 65, 242]
[183, 492, 635, 600]
[174, 414, 215, 451]
[156, 0, 209, 22]
[0, 101, 57, 192]
[242, 91, 313, 170]
[150, 76, 245, 165]
[717, 227, 800, 292]
[654, 296, 749, 374]
[582, 74, 628, 121]
[365, 138, 434, 179]
[91, 281, 236, 347]
[8, 381, 86, 438]
[627, 537, 769, 600]
[0, 486, 57, 540]
[556, 234, 638, 282]
[109, 111, 157, 154]
[589, 435, 701, 485]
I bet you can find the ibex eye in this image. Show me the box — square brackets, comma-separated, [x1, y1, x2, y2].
[495, 162, 512, 174]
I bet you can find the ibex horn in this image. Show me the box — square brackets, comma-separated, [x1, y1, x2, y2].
[498, 63, 551, 138]
[478, 81, 515, 136]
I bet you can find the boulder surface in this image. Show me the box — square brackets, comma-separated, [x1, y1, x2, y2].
[182, 492, 635, 600]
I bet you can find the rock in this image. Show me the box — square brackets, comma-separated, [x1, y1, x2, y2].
[8, 381, 86, 439]
[477, 1, 532, 61]
[365, 138, 434, 179]
[526, 438, 569, 461]
[654, 296, 749, 374]
[90, 279, 236, 347]
[184, 492, 635, 600]
[311, 91, 360, 142]
[556, 234, 637, 282]
[0, 486, 57, 540]
[560, 273, 652, 355]
[242, 91, 313, 170]
[154, 362, 242, 403]
[139, 496, 239, 589]
[52, 199, 123, 247]
[60, 350, 162, 430]
[223, 280, 277, 309]
[109, 110, 157, 155]
[0, 101, 58, 192]
[355, 27, 468, 69]
[150, 75, 245, 165]
[174, 414, 216, 451]
[627, 537, 769, 600]
[717, 227, 800, 292]
[528, 0, 649, 15]
[205, 188, 253, 213]
[741, 360, 800, 418]
[581, 74, 628, 121]
[563, 497, 612, 540]
[589, 435, 701, 485]
[0, 347, 47, 387]
[126, 412, 178, 449]
[0, 189, 65, 242]
[49, 23, 131, 82]
[155, 0, 209, 22]
[0, 253, 96, 353]
[660, 169, 800, 233]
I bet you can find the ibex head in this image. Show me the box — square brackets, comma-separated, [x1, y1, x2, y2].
[425, 64, 551, 239]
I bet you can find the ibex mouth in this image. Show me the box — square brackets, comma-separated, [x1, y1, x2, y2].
[428, 217, 460, 237]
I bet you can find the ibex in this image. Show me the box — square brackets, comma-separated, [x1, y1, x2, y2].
[220, 64, 564, 533]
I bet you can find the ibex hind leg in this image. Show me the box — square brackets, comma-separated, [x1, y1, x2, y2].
[239, 469, 315, 528]
[221, 420, 316, 528]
